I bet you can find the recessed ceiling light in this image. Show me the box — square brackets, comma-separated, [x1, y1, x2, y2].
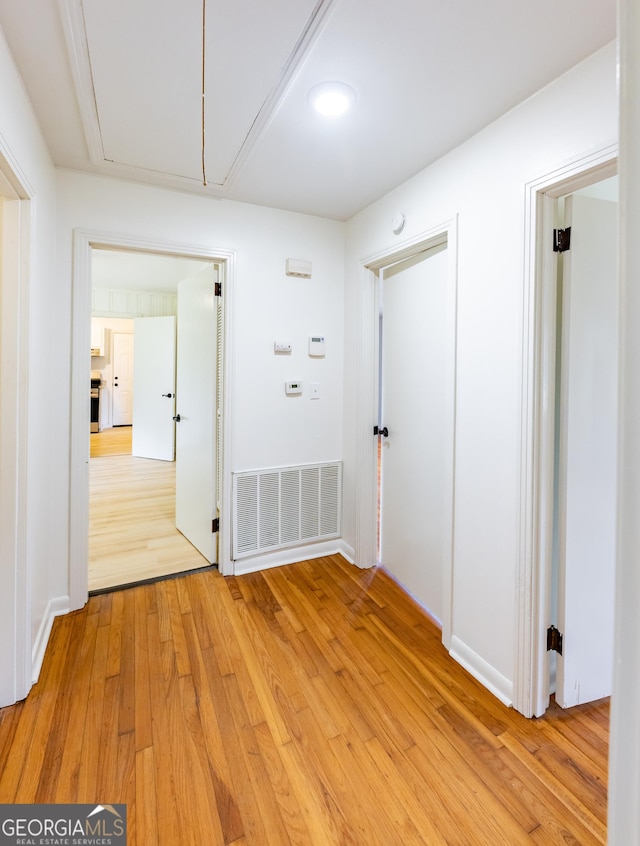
[309, 82, 356, 117]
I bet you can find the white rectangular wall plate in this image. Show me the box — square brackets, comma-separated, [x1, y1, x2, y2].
[285, 381, 302, 395]
[285, 258, 312, 278]
[274, 342, 292, 353]
[309, 335, 325, 356]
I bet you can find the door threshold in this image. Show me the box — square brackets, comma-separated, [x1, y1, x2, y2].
[88, 563, 218, 596]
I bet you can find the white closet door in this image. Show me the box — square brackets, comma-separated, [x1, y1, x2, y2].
[380, 245, 452, 625]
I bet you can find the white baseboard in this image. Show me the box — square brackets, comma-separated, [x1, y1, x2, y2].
[32, 595, 70, 684]
[232, 540, 347, 576]
[337, 539, 355, 564]
[449, 635, 514, 708]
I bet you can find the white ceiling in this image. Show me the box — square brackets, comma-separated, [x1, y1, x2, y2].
[0, 0, 616, 220]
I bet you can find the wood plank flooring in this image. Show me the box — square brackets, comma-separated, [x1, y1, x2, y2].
[0, 555, 608, 844]
[90, 428, 208, 591]
[91, 425, 133, 457]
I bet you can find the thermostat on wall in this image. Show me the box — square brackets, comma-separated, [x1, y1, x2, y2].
[285, 381, 303, 395]
[308, 336, 325, 356]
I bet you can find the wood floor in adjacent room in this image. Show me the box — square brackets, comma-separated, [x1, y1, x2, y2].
[0, 555, 608, 845]
[89, 426, 208, 591]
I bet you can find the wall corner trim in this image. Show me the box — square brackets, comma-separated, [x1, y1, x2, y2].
[338, 540, 356, 565]
[31, 595, 70, 684]
[450, 634, 514, 709]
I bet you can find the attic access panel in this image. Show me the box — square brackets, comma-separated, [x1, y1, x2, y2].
[81, 0, 319, 186]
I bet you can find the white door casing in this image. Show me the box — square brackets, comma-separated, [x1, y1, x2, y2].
[132, 316, 176, 461]
[0, 155, 31, 706]
[112, 331, 134, 425]
[555, 192, 618, 708]
[69, 231, 234, 612]
[175, 266, 219, 564]
[379, 244, 450, 625]
[515, 147, 617, 718]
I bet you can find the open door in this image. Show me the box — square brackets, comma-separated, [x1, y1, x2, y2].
[554, 191, 618, 708]
[132, 316, 176, 461]
[175, 265, 219, 564]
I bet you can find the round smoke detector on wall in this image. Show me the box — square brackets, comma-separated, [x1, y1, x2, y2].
[391, 212, 406, 235]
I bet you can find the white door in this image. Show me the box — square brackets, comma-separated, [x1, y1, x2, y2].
[555, 192, 618, 708]
[132, 316, 176, 461]
[175, 266, 219, 563]
[112, 332, 134, 425]
[379, 245, 453, 627]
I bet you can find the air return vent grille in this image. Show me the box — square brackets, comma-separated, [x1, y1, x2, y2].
[232, 462, 342, 559]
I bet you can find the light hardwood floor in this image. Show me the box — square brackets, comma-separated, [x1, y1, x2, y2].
[0, 555, 608, 845]
[90, 426, 209, 591]
[90, 425, 134, 458]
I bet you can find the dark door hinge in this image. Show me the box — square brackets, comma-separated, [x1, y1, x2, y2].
[215, 281, 222, 297]
[212, 517, 220, 533]
[546, 625, 563, 655]
[553, 227, 571, 253]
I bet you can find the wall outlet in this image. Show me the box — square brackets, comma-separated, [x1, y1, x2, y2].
[310, 382, 320, 399]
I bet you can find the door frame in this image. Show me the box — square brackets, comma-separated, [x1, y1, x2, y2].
[0, 147, 32, 705]
[69, 229, 236, 610]
[355, 216, 458, 649]
[514, 143, 617, 717]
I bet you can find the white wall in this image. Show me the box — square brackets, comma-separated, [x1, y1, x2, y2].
[0, 26, 64, 689]
[343, 42, 618, 698]
[56, 170, 346, 552]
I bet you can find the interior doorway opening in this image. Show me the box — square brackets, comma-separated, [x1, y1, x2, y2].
[515, 149, 618, 719]
[362, 219, 458, 650]
[0, 153, 31, 705]
[88, 247, 217, 591]
[69, 232, 234, 608]
[376, 243, 450, 629]
[545, 174, 618, 711]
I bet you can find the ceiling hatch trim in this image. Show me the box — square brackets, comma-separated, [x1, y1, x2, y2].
[57, 0, 104, 164]
[57, 0, 340, 195]
[221, 0, 340, 191]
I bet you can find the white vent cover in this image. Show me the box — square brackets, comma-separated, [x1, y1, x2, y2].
[232, 461, 342, 559]
[285, 258, 312, 278]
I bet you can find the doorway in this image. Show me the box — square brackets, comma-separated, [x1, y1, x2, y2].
[356, 217, 459, 649]
[547, 176, 618, 710]
[69, 232, 235, 608]
[88, 250, 221, 591]
[0, 154, 30, 706]
[378, 242, 451, 627]
[515, 148, 618, 718]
